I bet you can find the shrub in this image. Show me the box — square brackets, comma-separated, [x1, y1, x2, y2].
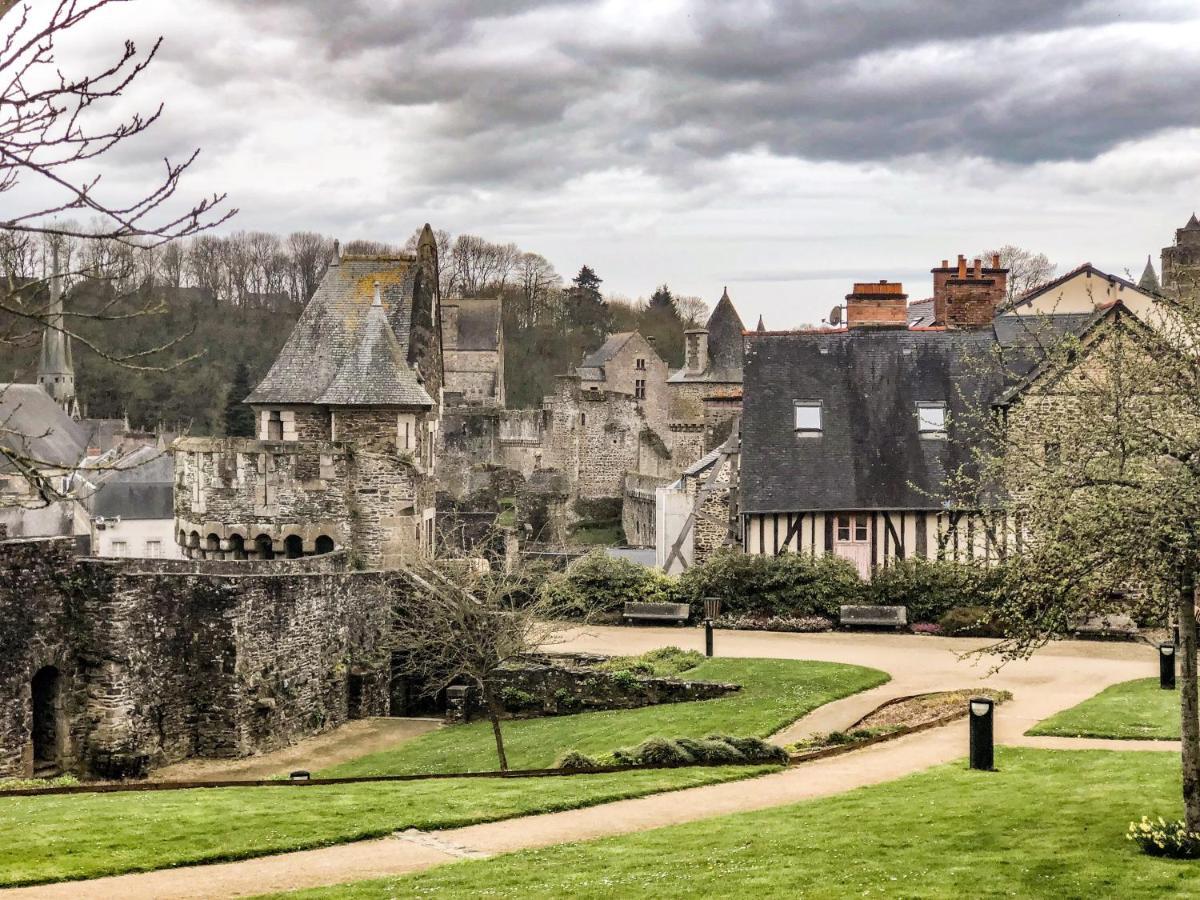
[866, 558, 999, 623]
[499, 687, 537, 712]
[679, 550, 863, 619]
[1127, 817, 1200, 858]
[713, 614, 834, 634]
[596, 647, 703, 679]
[624, 736, 695, 767]
[705, 733, 790, 764]
[938, 605, 1002, 637]
[540, 552, 679, 617]
[555, 750, 602, 770]
[911, 622, 943, 635]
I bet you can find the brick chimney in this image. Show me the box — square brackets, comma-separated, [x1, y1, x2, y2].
[846, 280, 908, 329]
[684, 328, 709, 373]
[930, 253, 1008, 328]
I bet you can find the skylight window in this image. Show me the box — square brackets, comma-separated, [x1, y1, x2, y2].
[916, 401, 947, 435]
[794, 401, 823, 433]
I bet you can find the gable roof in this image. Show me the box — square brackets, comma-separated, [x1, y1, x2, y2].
[0, 383, 88, 472]
[445, 297, 501, 351]
[1003, 263, 1146, 312]
[739, 313, 1095, 513]
[246, 255, 421, 405]
[577, 332, 637, 381]
[316, 287, 433, 407]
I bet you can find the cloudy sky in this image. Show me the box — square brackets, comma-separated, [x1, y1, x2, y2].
[62, 0, 1200, 326]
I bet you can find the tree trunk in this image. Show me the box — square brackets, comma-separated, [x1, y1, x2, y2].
[1179, 569, 1200, 832]
[482, 682, 509, 772]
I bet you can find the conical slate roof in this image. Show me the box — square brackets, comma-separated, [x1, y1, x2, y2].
[316, 284, 433, 407]
[247, 254, 422, 405]
[669, 288, 746, 383]
[1187, 213, 1200, 229]
[1138, 255, 1161, 293]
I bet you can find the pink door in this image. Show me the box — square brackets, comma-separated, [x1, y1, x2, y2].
[833, 514, 872, 579]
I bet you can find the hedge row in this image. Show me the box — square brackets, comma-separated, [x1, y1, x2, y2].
[540, 550, 1000, 625]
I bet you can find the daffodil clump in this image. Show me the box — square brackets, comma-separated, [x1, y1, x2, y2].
[1127, 816, 1200, 858]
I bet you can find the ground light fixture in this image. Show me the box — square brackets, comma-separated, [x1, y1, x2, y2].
[1160, 643, 1177, 690]
[703, 597, 721, 657]
[968, 697, 994, 771]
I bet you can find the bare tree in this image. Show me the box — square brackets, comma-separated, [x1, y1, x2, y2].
[982, 245, 1056, 306]
[675, 295, 709, 329]
[514, 251, 560, 326]
[390, 559, 571, 772]
[285, 231, 332, 305]
[0, 0, 231, 503]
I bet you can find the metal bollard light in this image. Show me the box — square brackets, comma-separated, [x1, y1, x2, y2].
[1160, 643, 1177, 690]
[703, 597, 721, 658]
[968, 697, 995, 771]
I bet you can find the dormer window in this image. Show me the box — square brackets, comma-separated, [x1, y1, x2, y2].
[794, 401, 822, 433]
[916, 401, 946, 436]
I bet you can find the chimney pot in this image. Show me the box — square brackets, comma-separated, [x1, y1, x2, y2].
[957, 255, 967, 277]
[973, 258, 982, 277]
[941, 259, 948, 269]
[991, 252, 1001, 269]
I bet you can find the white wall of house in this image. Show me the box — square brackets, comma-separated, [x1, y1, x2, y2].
[90, 517, 181, 559]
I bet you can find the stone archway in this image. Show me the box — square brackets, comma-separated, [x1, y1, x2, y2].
[30, 666, 62, 776]
[284, 535, 303, 559]
[315, 535, 335, 555]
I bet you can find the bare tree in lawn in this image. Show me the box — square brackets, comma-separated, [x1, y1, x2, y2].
[945, 275, 1200, 832]
[391, 558, 570, 772]
[0, 0, 233, 503]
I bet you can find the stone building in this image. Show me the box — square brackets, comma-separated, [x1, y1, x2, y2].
[174, 228, 444, 569]
[1161, 213, 1200, 297]
[667, 288, 747, 470]
[441, 297, 504, 407]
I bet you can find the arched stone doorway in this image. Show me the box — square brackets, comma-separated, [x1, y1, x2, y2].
[30, 666, 62, 776]
[254, 534, 275, 560]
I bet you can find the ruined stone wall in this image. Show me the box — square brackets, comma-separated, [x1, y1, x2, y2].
[0, 538, 392, 780]
[703, 395, 742, 453]
[667, 381, 741, 468]
[622, 473, 667, 547]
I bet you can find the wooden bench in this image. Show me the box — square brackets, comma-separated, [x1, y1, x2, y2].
[623, 602, 691, 625]
[839, 605, 907, 630]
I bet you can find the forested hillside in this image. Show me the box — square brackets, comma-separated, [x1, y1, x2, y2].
[0, 227, 704, 430]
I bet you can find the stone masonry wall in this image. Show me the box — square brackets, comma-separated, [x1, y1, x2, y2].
[0, 537, 392, 779]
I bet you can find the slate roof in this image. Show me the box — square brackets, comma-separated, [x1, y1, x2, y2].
[246, 255, 425, 406]
[577, 332, 636, 381]
[906, 298, 936, 328]
[316, 286, 433, 407]
[739, 313, 1095, 514]
[668, 289, 747, 384]
[0, 383, 88, 472]
[83, 445, 174, 520]
[447, 297, 501, 351]
[1139, 256, 1161, 293]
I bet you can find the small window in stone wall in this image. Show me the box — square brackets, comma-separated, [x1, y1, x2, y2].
[635, 379, 646, 399]
[267, 410, 283, 441]
[636, 358, 646, 370]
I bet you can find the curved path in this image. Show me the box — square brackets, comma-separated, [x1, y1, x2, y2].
[4, 628, 1172, 899]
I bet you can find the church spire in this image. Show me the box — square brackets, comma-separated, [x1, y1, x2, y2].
[37, 244, 76, 415]
[756, 314, 766, 333]
[1138, 255, 1161, 293]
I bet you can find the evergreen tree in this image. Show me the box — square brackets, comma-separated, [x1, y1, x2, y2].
[223, 361, 256, 436]
[568, 265, 611, 342]
[648, 283, 679, 317]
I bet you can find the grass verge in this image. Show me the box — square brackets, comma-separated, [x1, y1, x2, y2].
[1028, 678, 1184, 740]
[322, 657, 889, 776]
[0, 765, 772, 888]
[274, 748, 1200, 899]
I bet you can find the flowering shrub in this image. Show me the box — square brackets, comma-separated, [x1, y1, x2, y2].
[1127, 816, 1200, 858]
[911, 622, 943, 635]
[713, 614, 834, 633]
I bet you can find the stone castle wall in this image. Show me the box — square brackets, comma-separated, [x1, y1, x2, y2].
[0, 537, 392, 779]
[623, 473, 669, 548]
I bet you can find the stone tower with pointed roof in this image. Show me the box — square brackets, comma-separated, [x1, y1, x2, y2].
[1162, 213, 1200, 298]
[173, 226, 445, 568]
[1138, 255, 1161, 294]
[37, 246, 76, 415]
[666, 287, 748, 469]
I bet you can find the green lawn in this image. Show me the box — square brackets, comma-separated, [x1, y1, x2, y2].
[322, 657, 889, 776]
[0, 766, 772, 888]
[0, 655, 883, 888]
[276, 748, 1200, 899]
[1029, 678, 1184, 740]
